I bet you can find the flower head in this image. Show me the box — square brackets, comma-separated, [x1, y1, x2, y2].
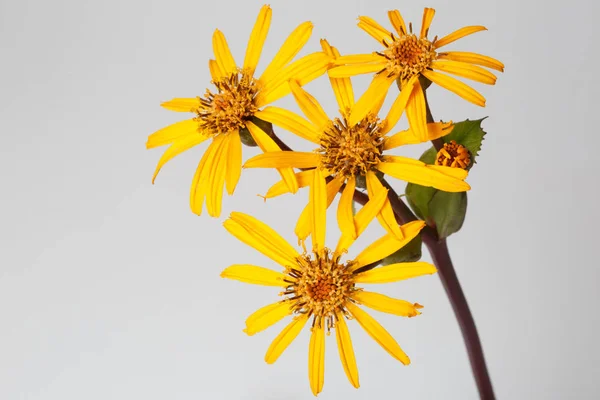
[221, 172, 436, 395]
[329, 8, 504, 142]
[243, 40, 470, 241]
[146, 5, 331, 217]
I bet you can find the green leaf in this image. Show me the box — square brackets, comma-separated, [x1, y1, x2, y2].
[443, 118, 487, 165]
[429, 191, 468, 239]
[381, 233, 422, 265]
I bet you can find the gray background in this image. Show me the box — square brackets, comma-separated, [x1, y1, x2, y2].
[1, 0, 598, 399]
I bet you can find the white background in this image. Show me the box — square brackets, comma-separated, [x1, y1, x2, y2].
[1, 0, 598, 399]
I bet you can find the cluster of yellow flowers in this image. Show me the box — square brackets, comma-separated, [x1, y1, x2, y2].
[146, 5, 502, 396]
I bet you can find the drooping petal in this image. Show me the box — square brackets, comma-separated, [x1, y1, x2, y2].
[351, 220, 426, 270]
[431, 60, 497, 85]
[243, 4, 272, 75]
[346, 302, 410, 364]
[321, 39, 355, 115]
[151, 133, 208, 183]
[352, 291, 423, 317]
[208, 59, 225, 81]
[221, 264, 290, 287]
[366, 171, 404, 239]
[354, 262, 437, 284]
[290, 80, 330, 130]
[405, 79, 428, 142]
[335, 312, 359, 388]
[212, 29, 237, 76]
[255, 107, 321, 144]
[161, 98, 200, 113]
[328, 63, 387, 78]
[357, 16, 394, 45]
[225, 131, 242, 195]
[244, 301, 292, 336]
[380, 76, 416, 135]
[310, 169, 327, 252]
[388, 10, 407, 36]
[420, 8, 436, 38]
[265, 314, 309, 364]
[224, 211, 300, 267]
[349, 73, 395, 126]
[308, 322, 326, 396]
[434, 26, 487, 49]
[296, 175, 345, 241]
[427, 164, 469, 180]
[190, 135, 227, 215]
[146, 119, 199, 149]
[265, 170, 314, 199]
[245, 121, 300, 194]
[337, 176, 357, 239]
[257, 52, 332, 107]
[244, 151, 320, 169]
[378, 156, 471, 192]
[205, 133, 229, 217]
[437, 51, 504, 72]
[260, 21, 313, 84]
[384, 121, 454, 149]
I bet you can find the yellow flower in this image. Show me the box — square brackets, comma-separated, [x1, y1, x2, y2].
[329, 7, 504, 141]
[243, 40, 470, 241]
[221, 172, 436, 395]
[146, 5, 331, 217]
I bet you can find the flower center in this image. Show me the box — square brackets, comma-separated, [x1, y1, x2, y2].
[284, 249, 356, 329]
[195, 71, 259, 136]
[381, 34, 437, 83]
[435, 140, 471, 169]
[319, 115, 385, 178]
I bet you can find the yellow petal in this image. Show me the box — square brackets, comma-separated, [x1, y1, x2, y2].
[333, 53, 384, 65]
[213, 29, 237, 76]
[352, 291, 423, 317]
[208, 59, 224, 81]
[296, 175, 344, 241]
[221, 264, 289, 287]
[420, 8, 436, 38]
[289, 80, 330, 130]
[437, 51, 504, 72]
[245, 121, 300, 194]
[380, 76, 416, 135]
[310, 169, 327, 252]
[351, 220, 426, 270]
[354, 262, 437, 284]
[406, 79, 428, 142]
[431, 60, 497, 85]
[384, 121, 454, 149]
[366, 171, 403, 239]
[265, 170, 314, 199]
[255, 107, 321, 144]
[378, 156, 471, 192]
[190, 135, 227, 215]
[337, 176, 357, 239]
[257, 52, 331, 107]
[151, 133, 208, 184]
[245, 301, 292, 336]
[387, 10, 407, 36]
[349, 73, 395, 126]
[328, 63, 387, 78]
[335, 312, 359, 388]
[265, 314, 309, 364]
[357, 16, 393, 45]
[260, 21, 313, 84]
[244, 151, 320, 169]
[243, 5, 272, 75]
[205, 135, 229, 217]
[434, 25, 487, 49]
[308, 322, 326, 396]
[147, 119, 199, 149]
[161, 98, 200, 113]
[321, 39, 355, 114]
[346, 302, 410, 364]
[224, 211, 300, 267]
[427, 164, 469, 180]
[225, 131, 242, 195]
